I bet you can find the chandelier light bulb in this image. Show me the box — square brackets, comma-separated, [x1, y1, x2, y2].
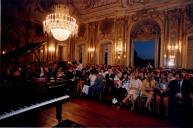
[175, 45, 178, 50]
[48, 46, 55, 52]
[51, 29, 71, 41]
[167, 45, 171, 50]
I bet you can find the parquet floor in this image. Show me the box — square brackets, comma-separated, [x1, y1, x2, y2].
[2, 98, 176, 127]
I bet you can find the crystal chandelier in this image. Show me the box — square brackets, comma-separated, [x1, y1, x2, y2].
[43, 4, 78, 41]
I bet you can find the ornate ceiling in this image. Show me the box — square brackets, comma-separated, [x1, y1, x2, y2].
[2, 0, 193, 23]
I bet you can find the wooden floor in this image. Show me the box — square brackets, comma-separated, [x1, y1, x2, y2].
[1, 97, 177, 127]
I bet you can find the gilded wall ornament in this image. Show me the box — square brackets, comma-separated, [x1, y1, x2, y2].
[186, 4, 193, 23]
[83, 0, 118, 9]
[78, 24, 86, 37]
[131, 19, 160, 39]
[84, 0, 95, 8]
[100, 19, 114, 35]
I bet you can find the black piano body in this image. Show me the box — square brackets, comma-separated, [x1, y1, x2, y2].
[0, 81, 70, 126]
[0, 42, 70, 126]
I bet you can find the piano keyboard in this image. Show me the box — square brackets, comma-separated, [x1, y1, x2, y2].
[0, 95, 70, 121]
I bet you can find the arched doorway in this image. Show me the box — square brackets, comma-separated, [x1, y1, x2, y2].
[130, 19, 161, 67]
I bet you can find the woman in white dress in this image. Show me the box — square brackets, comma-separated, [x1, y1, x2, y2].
[120, 73, 142, 110]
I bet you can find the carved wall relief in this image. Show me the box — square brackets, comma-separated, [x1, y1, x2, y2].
[131, 8, 163, 27]
[182, 4, 193, 68]
[82, 0, 118, 9]
[30, 23, 45, 42]
[78, 23, 86, 37]
[131, 19, 160, 39]
[184, 4, 193, 34]
[168, 9, 180, 44]
[121, 0, 169, 8]
[186, 4, 193, 24]
[100, 18, 114, 35]
[186, 36, 193, 69]
[121, 0, 149, 7]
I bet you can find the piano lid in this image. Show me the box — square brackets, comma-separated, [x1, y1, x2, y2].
[1, 41, 46, 66]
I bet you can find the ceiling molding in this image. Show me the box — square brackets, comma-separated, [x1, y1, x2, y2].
[2, 0, 193, 24]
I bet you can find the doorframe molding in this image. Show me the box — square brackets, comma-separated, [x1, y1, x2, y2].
[96, 40, 113, 65]
[127, 18, 163, 67]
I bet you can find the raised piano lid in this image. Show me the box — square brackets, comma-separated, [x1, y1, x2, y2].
[1, 41, 46, 67]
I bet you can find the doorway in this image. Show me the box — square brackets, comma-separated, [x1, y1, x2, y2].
[187, 36, 193, 69]
[100, 43, 112, 65]
[129, 19, 161, 67]
[133, 40, 155, 67]
[58, 45, 68, 61]
[78, 44, 85, 64]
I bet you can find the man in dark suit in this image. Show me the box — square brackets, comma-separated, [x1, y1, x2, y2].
[168, 73, 183, 118]
[181, 74, 193, 125]
[168, 73, 193, 125]
[105, 68, 115, 95]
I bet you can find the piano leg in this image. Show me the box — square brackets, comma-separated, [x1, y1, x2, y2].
[56, 102, 63, 123]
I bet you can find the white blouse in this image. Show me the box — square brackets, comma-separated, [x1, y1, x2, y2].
[89, 74, 97, 86]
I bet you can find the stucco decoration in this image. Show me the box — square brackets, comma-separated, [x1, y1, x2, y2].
[121, 0, 169, 8]
[78, 24, 86, 37]
[131, 19, 160, 39]
[100, 18, 114, 35]
[184, 6, 193, 35]
[186, 4, 193, 23]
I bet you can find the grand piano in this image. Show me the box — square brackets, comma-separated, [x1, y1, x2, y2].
[0, 42, 70, 126]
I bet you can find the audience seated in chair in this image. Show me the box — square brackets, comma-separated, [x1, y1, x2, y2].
[113, 72, 130, 106]
[141, 73, 157, 111]
[155, 73, 169, 116]
[119, 72, 142, 110]
[168, 73, 193, 124]
[2, 59, 193, 125]
[88, 71, 104, 98]
[77, 71, 90, 96]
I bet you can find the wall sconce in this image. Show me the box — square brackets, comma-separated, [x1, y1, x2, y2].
[2, 50, 6, 55]
[88, 47, 95, 63]
[88, 48, 95, 52]
[116, 47, 123, 53]
[167, 55, 175, 67]
[48, 45, 55, 61]
[48, 45, 55, 52]
[116, 38, 123, 54]
[166, 42, 182, 67]
[167, 44, 179, 51]
[40, 49, 44, 53]
[117, 54, 121, 59]
[164, 54, 167, 58]
[179, 40, 182, 53]
[167, 45, 171, 50]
